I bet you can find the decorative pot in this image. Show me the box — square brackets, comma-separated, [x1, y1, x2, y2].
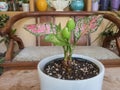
[0, 2, 8, 11]
[47, 0, 71, 11]
[38, 54, 105, 90]
[99, 0, 110, 11]
[70, 0, 84, 11]
[22, 3, 29, 12]
[92, 0, 99, 11]
[36, 0, 48, 11]
[111, 0, 120, 11]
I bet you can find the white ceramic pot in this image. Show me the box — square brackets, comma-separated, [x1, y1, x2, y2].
[0, 2, 8, 11]
[22, 3, 29, 12]
[92, 1, 99, 11]
[38, 54, 105, 90]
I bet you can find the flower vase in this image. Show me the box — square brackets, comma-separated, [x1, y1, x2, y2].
[111, 0, 120, 11]
[36, 0, 48, 11]
[70, 0, 84, 11]
[92, 0, 99, 11]
[99, 0, 110, 11]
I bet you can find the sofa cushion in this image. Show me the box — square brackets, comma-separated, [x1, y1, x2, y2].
[13, 46, 120, 62]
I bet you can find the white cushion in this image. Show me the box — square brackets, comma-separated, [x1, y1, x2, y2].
[13, 46, 120, 62]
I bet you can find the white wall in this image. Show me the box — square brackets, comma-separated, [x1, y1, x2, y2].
[13, 17, 36, 47]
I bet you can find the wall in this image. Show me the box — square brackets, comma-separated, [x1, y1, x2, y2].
[13, 18, 36, 47]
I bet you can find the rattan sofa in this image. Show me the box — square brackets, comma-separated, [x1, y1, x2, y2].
[0, 11, 120, 70]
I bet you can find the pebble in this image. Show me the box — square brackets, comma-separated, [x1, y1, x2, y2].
[44, 59, 99, 80]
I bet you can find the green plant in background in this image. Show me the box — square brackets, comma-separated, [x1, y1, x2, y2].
[101, 22, 118, 37]
[0, 14, 16, 75]
[101, 11, 120, 53]
[102, 11, 120, 36]
[0, 14, 9, 64]
[0, 14, 17, 51]
[0, 14, 9, 28]
[92, 11, 120, 47]
[0, 28, 17, 63]
[0, 14, 9, 75]
[0, 14, 17, 54]
[0, 28, 17, 48]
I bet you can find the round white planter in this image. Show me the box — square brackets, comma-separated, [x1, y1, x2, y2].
[22, 3, 29, 12]
[38, 54, 105, 90]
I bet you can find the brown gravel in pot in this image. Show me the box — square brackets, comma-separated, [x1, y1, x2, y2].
[43, 57, 99, 80]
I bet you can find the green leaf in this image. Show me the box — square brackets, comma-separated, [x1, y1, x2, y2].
[66, 18, 76, 31]
[62, 27, 71, 39]
[55, 23, 62, 32]
[45, 34, 67, 46]
[56, 32, 66, 42]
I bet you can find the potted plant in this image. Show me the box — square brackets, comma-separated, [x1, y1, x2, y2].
[22, 0, 29, 11]
[24, 15, 104, 90]
[0, 0, 8, 11]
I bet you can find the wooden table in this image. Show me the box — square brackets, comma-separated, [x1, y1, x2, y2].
[0, 67, 120, 90]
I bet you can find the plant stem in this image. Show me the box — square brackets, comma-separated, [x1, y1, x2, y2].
[63, 44, 73, 66]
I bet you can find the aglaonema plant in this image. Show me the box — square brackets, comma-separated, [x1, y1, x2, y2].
[44, 18, 75, 66]
[24, 15, 103, 66]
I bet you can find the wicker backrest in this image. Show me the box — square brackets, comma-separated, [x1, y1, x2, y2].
[0, 11, 120, 61]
